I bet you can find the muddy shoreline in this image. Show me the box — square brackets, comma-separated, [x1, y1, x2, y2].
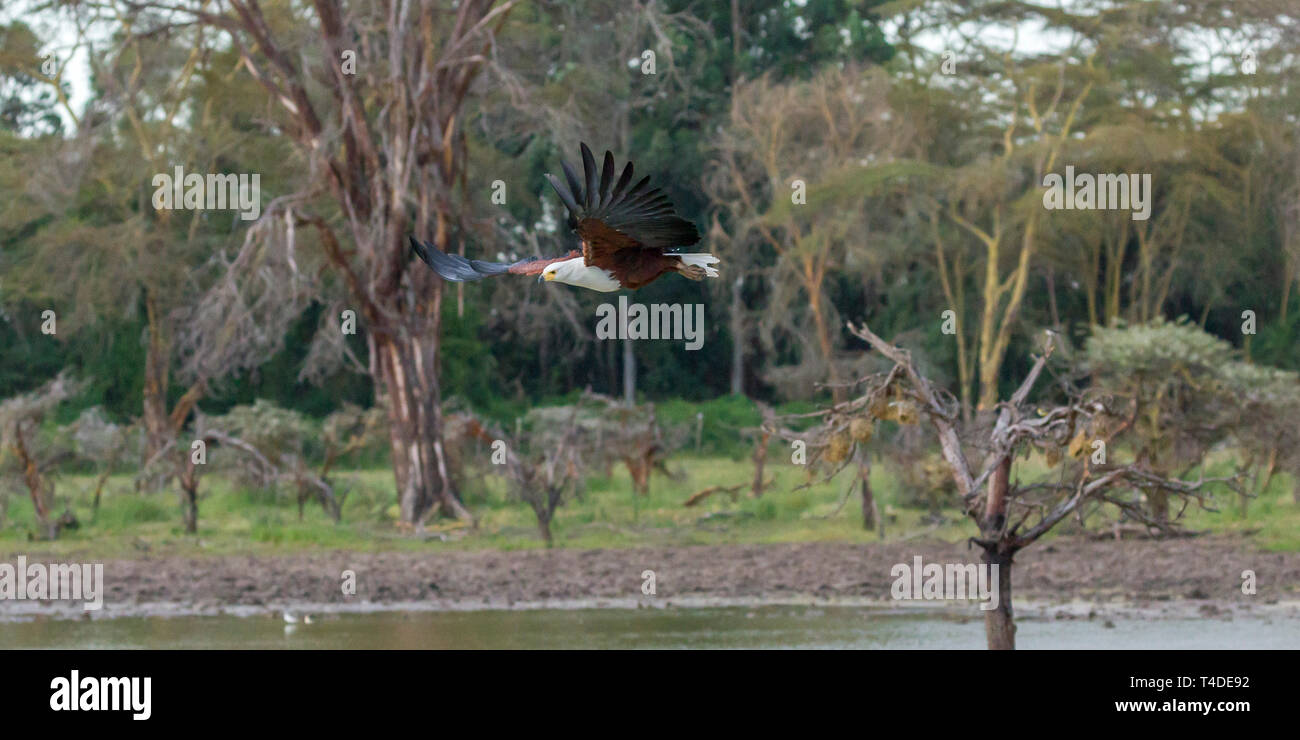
[2, 537, 1297, 621]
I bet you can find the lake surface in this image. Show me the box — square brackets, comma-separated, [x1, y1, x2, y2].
[3, 605, 1298, 649]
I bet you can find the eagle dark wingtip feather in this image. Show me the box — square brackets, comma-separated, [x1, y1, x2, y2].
[545, 173, 582, 217]
[551, 145, 702, 249]
[599, 150, 615, 206]
[560, 159, 584, 205]
[409, 237, 493, 282]
[580, 142, 597, 210]
[409, 234, 427, 260]
[608, 161, 634, 205]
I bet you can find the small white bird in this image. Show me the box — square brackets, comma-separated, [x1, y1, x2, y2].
[283, 611, 313, 629]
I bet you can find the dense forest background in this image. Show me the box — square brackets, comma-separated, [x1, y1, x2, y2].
[1, 0, 1296, 426]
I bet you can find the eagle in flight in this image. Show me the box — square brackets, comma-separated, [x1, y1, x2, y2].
[410, 143, 718, 292]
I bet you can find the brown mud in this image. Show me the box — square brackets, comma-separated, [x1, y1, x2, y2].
[2, 536, 1297, 620]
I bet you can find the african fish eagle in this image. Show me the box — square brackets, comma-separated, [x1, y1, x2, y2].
[409, 143, 718, 292]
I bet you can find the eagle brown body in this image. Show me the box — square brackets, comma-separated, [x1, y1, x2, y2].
[578, 220, 691, 289]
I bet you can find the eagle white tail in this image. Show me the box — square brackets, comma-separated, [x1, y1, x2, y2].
[676, 253, 720, 278]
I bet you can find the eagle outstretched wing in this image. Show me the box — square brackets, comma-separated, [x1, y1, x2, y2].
[411, 144, 702, 290]
[409, 236, 577, 282]
[545, 143, 700, 259]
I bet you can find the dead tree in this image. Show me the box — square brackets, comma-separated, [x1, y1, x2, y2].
[308, 405, 386, 522]
[763, 323, 1236, 648]
[491, 405, 588, 545]
[839, 321, 1236, 649]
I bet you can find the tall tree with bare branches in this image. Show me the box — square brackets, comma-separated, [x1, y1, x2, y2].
[709, 65, 914, 402]
[109, 0, 522, 523]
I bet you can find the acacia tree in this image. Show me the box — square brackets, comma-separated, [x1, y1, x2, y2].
[709, 64, 912, 402]
[885, 1, 1104, 415]
[1, 11, 294, 478]
[118, 0, 522, 523]
[940, 58, 1094, 414]
[1086, 319, 1300, 520]
[885, 0, 1300, 413]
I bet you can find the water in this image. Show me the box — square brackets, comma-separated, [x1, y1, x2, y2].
[3, 606, 1297, 649]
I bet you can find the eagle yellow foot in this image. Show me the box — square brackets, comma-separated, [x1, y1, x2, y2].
[676, 264, 706, 280]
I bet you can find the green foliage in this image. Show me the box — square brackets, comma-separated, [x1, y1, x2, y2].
[1087, 319, 1300, 477]
[5, 457, 1297, 556]
[1250, 297, 1300, 372]
[0, 21, 65, 135]
[655, 395, 760, 457]
[1, 1, 1298, 557]
[1086, 318, 1236, 380]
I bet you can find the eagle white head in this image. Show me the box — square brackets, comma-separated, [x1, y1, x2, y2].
[540, 257, 621, 292]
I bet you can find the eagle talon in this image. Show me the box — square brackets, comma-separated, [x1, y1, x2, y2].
[678, 264, 706, 281]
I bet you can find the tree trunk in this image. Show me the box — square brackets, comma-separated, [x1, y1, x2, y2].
[178, 457, 199, 535]
[180, 485, 198, 534]
[858, 453, 877, 532]
[13, 426, 51, 532]
[1148, 488, 1169, 526]
[537, 515, 552, 546]
[982, 547, 1016, 650]
[751, 431, 769, 498]
[622, 338, 636, 404]
[624, 455, 651, 497]
[980, 455, 1016, 648]
[373, 328, 471, 524]
[985, 455, 1011, 533]
[141, 299, 172, 466]
[730, 276, 745, 395]
[806, 276, 844, 403]
[140, 293, 205, 490]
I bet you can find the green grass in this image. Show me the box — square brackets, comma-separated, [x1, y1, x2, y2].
[1180, 470, 1300, 552]
[1, 453, 1295, 558]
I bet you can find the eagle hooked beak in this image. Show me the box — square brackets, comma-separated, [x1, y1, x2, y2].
[541, 272, 555, 283]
